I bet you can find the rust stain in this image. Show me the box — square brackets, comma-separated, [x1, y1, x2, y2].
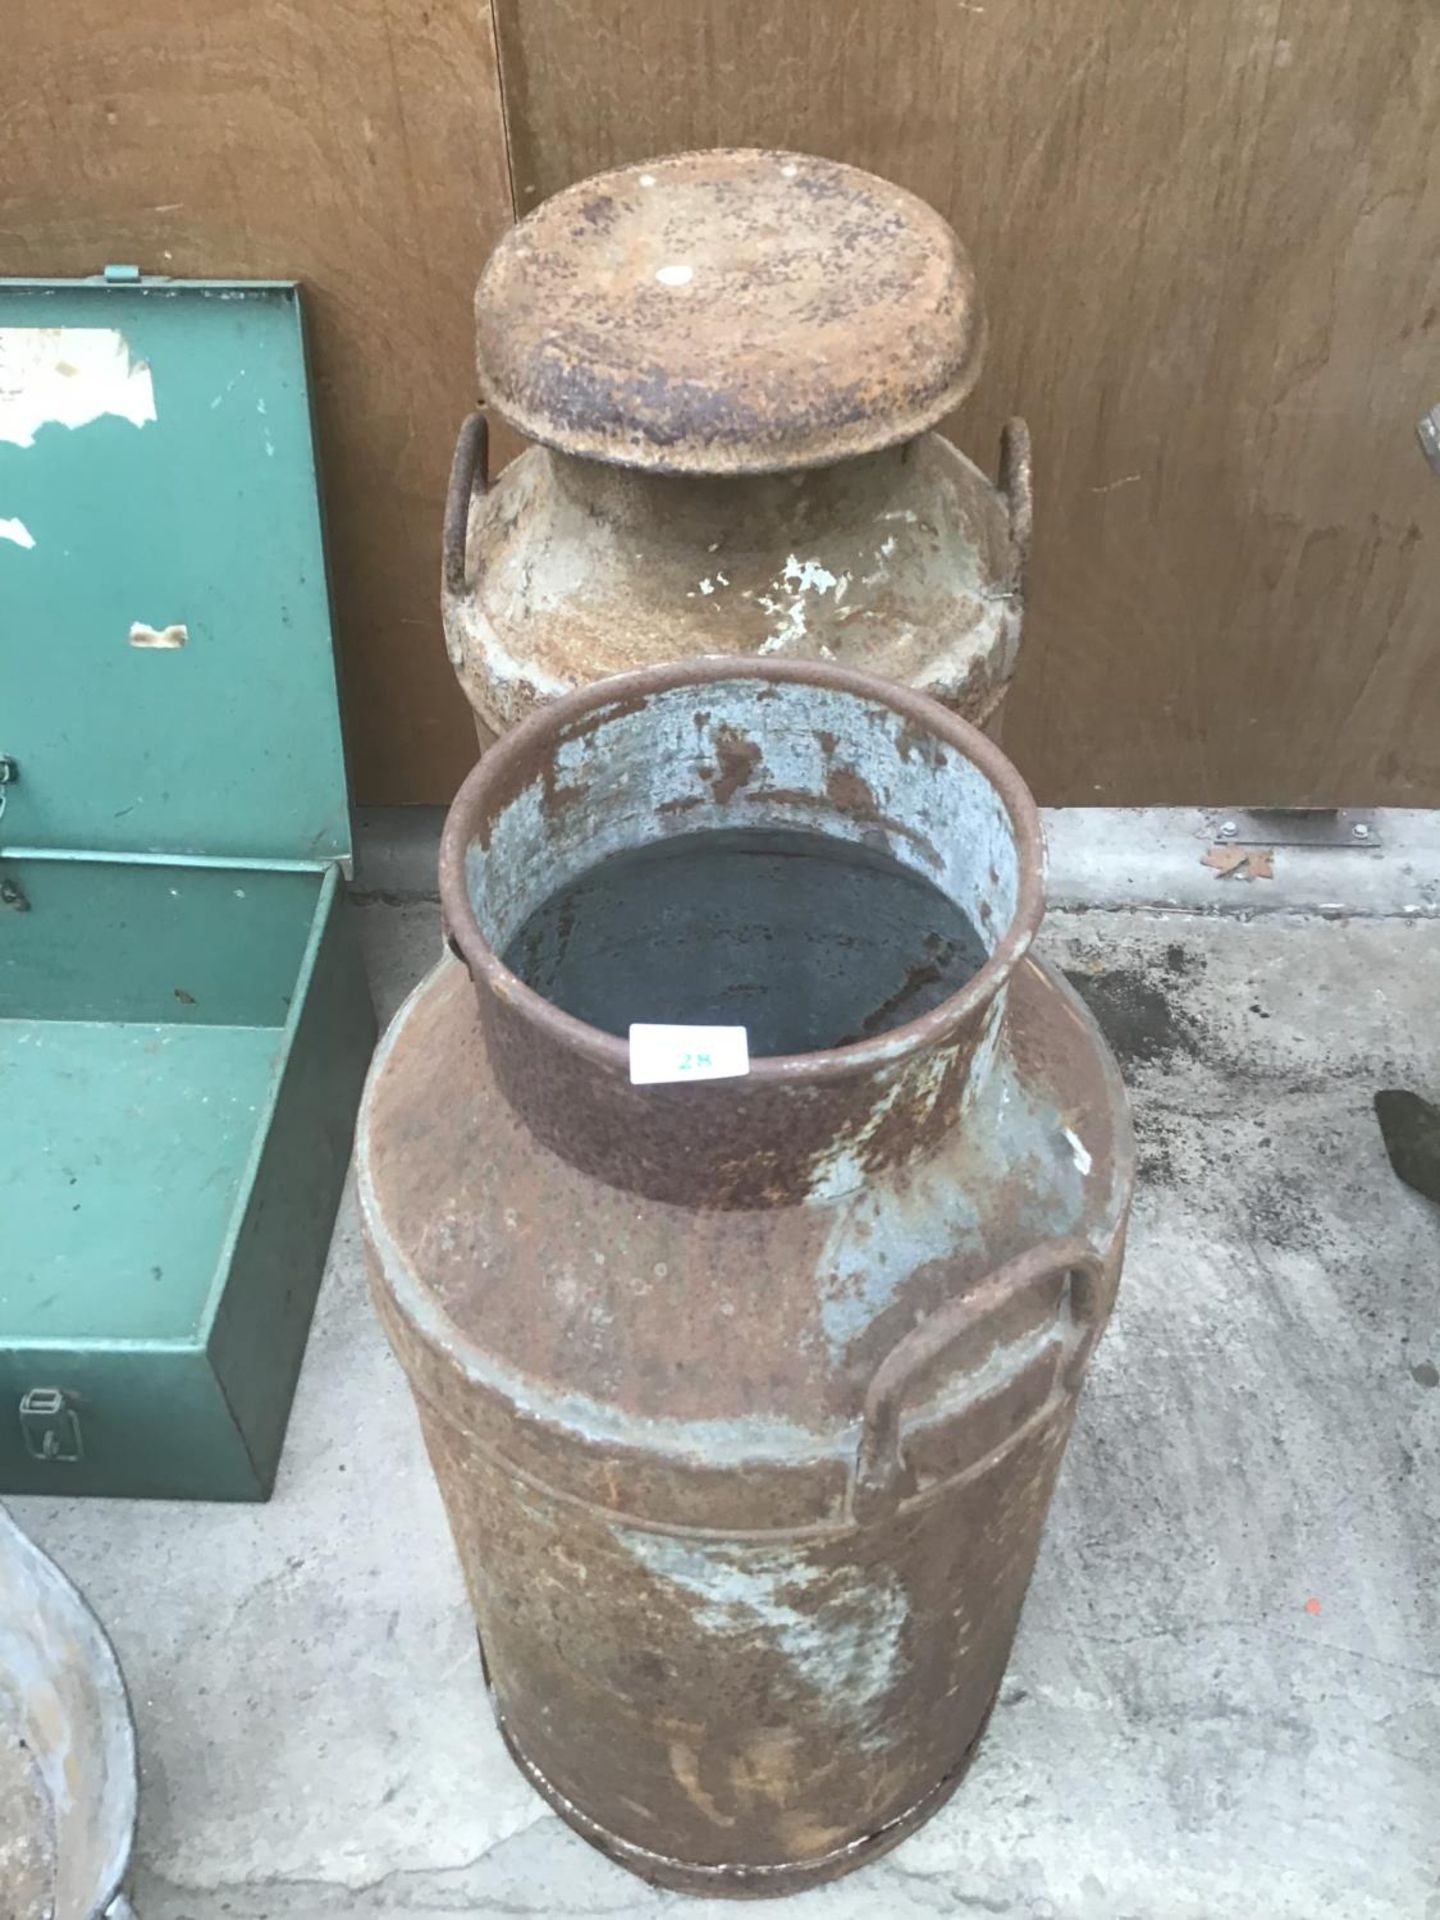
[552, 690, 652, 752]
[825, 765, 879, 817]
[856, 952, 962, 1039]
[738, 768, 943, 872]
[705, 725, 764, 803]
[895, 716, 948, 768]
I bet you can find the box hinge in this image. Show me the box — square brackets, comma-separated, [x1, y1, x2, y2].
[0, 757, 22, 910]
[19, 1387, 85, 1463]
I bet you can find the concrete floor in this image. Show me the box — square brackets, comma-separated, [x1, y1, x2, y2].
[14, 883, 1440, 1919]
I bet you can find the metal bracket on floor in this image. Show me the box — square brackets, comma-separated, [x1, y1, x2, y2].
[1205, 808, 1382, 850]
[1044, 808, 1439, 917]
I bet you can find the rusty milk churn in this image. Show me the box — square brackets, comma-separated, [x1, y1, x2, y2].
[443, 149, 1032, 748]
[361, 657, 1133, 1895]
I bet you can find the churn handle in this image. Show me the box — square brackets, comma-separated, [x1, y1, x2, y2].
[998, 416, 1033, 594]
[442, 410, 490, 600]
[850, 1236, 1103, 1526]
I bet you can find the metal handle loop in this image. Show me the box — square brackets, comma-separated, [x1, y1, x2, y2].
[851, 1235, 1103, 1525]
[442, 410, 490, 600]
[998, 416, 1033, 594]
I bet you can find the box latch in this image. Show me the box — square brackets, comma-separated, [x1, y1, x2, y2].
[19, 1387, 84, 1463]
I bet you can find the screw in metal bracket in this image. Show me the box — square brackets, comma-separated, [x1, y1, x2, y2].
[1218, 820, 1239, 840]
[1351, 822, 1372, 841]
[1419, 406, 1440, 479]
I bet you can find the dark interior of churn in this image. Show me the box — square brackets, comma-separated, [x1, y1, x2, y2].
[502, 824, 988, 1055]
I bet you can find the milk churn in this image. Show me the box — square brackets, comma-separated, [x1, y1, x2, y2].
[360, 657, 1133, 1895]
[443, 149, 1033, 749]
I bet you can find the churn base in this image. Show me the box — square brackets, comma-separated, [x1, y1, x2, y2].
[484, 1647, 998, 1900]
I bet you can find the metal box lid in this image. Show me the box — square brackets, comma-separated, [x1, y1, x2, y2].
[0, 273, 350, 866]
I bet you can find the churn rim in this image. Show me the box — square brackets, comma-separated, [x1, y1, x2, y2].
[439, 655, 1046, 1086]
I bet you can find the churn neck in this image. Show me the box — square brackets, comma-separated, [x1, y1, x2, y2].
[542, 441, 925, 541]
[440, 658, 1044, 1210]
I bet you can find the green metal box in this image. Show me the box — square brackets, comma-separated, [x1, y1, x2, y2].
[0, 273, 375, 1499]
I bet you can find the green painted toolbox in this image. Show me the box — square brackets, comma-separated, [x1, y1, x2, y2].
[0, 272, 376, 1500]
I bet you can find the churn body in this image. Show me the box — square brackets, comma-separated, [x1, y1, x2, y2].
[443, 150, 1032, 748]
[361, 659, 1132, 1895]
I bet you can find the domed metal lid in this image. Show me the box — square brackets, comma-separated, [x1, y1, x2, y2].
[474, 149, 985, 476]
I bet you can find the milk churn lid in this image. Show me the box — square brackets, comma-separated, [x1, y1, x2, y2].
[474, 149, 985, 476]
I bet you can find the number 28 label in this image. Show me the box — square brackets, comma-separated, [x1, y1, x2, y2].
[628, 1024, 750, 1086]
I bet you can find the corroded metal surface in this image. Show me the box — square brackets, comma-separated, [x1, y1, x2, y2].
[0, 1719, 53, 1920]
[444, 421, 1031, 745]
[0, 1506, 137, 1920]
[474, 149, 983, 476]
[362, 660, 1132, 1894]
[447, 148, 1030, 748]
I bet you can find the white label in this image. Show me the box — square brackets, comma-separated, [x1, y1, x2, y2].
[629, 1024, 749, 1086]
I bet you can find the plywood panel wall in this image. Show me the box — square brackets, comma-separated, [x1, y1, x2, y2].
[3, 0, 512, 803]
[494, 0, 1440, 804]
